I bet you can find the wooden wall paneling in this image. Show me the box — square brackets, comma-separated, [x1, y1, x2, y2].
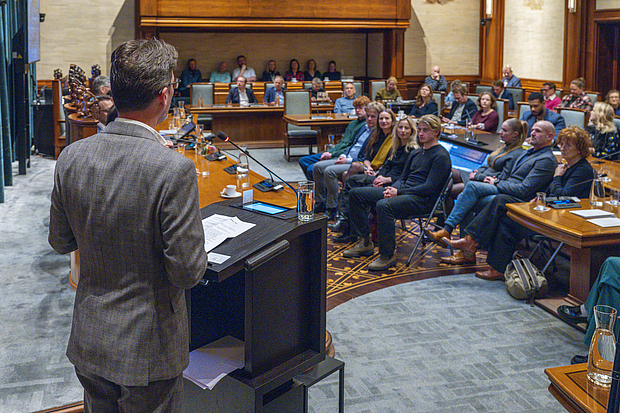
[382, 29, 405, 79]
[562, 0, 587, 88]
[587, 5, 620, 96]
[479, 0, 504, 84]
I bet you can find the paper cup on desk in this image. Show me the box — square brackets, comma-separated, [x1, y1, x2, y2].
[225, 185, 237, 196]
[298, 181, 315, 221]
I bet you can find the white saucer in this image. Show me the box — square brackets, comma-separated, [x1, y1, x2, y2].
[221, 190, 241, 198]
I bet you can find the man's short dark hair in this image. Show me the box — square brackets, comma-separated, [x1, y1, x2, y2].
[542, 82, 556, 91]
[528, 92, 544, 103]
[110, 38, 178, 112]
[92, 75, 110, 94]
[237, 55, 245, 61]
[492, 80, 503, 88]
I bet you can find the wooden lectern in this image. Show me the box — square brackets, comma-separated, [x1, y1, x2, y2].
[183, 200, 327, 412]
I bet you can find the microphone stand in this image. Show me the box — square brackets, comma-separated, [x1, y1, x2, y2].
[216, 132, 299, 200]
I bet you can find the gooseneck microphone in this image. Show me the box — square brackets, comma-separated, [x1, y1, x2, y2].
[215, 132, 299, 200]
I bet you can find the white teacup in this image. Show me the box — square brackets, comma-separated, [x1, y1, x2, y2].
[224, 185, 237, 196]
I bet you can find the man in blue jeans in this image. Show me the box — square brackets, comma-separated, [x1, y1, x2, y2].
[298, 96, 369, 180]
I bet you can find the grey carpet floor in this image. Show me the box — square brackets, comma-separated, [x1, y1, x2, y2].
[1, 153, 587, 412]
[307, 275, 587, 413]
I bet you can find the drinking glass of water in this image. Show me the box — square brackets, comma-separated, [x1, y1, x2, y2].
[533, 192, 549, 212]
[298, 181, 315, 221]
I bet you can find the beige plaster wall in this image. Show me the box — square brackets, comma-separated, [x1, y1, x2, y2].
[38, 0, 134, 79]
[404, 0, 480, 76]
[596, 0, 620, 10]
[503, 0, 564, 82]
[159, 32, 370, 80]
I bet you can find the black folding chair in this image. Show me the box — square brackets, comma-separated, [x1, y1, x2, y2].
[401, 172, 453, 266]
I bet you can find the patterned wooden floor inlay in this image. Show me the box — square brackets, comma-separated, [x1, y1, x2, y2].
[326, 225, 490, 310]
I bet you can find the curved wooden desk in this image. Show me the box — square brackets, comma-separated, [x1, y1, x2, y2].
[506, 200, 620, 315]
[546, 364, 609, 413]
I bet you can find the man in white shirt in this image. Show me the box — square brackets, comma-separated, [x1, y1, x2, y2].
[225, 76, 257, 106]
[232, 55, 257, 82]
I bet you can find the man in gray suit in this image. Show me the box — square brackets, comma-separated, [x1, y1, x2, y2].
[48, 38, 208, 412]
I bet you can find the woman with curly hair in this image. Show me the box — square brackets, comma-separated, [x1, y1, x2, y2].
[586, 102, 620, 160]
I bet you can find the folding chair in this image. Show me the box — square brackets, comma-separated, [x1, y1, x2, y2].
[402, 172, 453, 266]
[528, 235, 564, 275]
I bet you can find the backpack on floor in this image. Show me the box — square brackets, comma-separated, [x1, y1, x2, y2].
[504, 254, 548, 303]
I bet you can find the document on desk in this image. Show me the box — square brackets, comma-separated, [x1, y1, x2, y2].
[202, 214, 255, 253]
[587, 217, 620, 227]
[183, 335, 245, 390]
[570, 209, 616, 219]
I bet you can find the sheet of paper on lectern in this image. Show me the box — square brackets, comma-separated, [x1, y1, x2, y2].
[183, 335, 245, 390]
[202, 214, 255, 252]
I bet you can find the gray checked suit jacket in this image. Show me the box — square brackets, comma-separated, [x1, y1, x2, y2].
[49, 120, 208, 386]
[496, 145, 558, 201]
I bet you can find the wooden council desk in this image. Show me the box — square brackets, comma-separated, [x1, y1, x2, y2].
[546, 364, 610, 413]
[186, 103, 335, 149]
[506, 200, 620, 316]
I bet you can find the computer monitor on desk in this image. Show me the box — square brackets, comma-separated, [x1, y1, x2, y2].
[440, 141, 489, 173]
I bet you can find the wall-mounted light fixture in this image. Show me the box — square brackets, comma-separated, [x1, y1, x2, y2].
[568, 0, 577, 13]
[485, 0, 493, 18]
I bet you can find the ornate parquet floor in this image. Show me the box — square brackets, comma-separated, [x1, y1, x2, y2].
[326, 225, 490, 310]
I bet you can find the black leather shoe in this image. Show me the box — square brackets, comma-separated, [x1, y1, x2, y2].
[315, 203, 327, 213]
[326, 208, 338, 221]
[333, 233, 356, 243]
[571, 354, 588, 365]
[557, 305, 588, 325]
[328, 219, 349, 233]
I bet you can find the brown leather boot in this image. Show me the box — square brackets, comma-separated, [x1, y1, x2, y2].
[475, 268, 504, 281]
[440, 250, 476, 265]
[425, 228, 451, 248]
[443, 235, 478, 254]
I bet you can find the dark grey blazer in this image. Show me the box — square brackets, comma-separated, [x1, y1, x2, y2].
[473, 146, 525, 181]
[496, 145, 558, 201]
[225, 87, 257, 104]
[49, 120, 208, 386]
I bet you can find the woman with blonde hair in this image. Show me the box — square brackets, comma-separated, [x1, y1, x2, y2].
[410, 84, 438, 117]
[586, 101, 620, 160]
[375, 77, 401, 102]
[330, 115, 419, 242]
[560, 77, 593, 111]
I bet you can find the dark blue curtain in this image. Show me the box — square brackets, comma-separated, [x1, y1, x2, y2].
[0, 1, 18, 203]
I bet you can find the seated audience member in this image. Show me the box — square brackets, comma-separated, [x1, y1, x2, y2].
[285, 59, 304, 82]
[542, 82, 562, 112]
[444, 80, 462, 109]
[502, 65, 521, 87]
[344, 109, 396, 181]
[410, 84, 438, 117]
[375, 77, 401, 102]
[491, 80, 515, 110]
[324, 60, 341, 81]
[263, 75, 286, 105]
[313, 102, 381, 220]
[261, 60, 280, 82]
[304, 59, 321, 81]
[425, 66, 447, 92]
[448, 118, 526, 200]
[96, 95, 114, 132]
[210, 61, 231, 83]
[521, 92, 566, 138]
[558, 257, 620, 364]
[308, 78, 331, 103]
[429, 120, 557, 265]
[335, 83, 357, 114]
[92, 75, 110, 95]
[560, 78, 593, 111]
[232, 55, 257, 82]
[179, 58, 202, 97]
[471, 92, 499, 132]
[298, 96, 370, 180]
[605, 89, 620, 116]
[343, 114, 451, 271]
[442, 85, 477, 126]
[225, 76, 257, 105]
[444, 126, 594, 278]
[586, 102, 620, 160]
[330, 116, 418, 242]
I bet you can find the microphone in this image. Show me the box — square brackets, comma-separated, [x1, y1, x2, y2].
[216, 132, 299, 200]
[592, 149, 620, 161]
[464, 107, 487, 146]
